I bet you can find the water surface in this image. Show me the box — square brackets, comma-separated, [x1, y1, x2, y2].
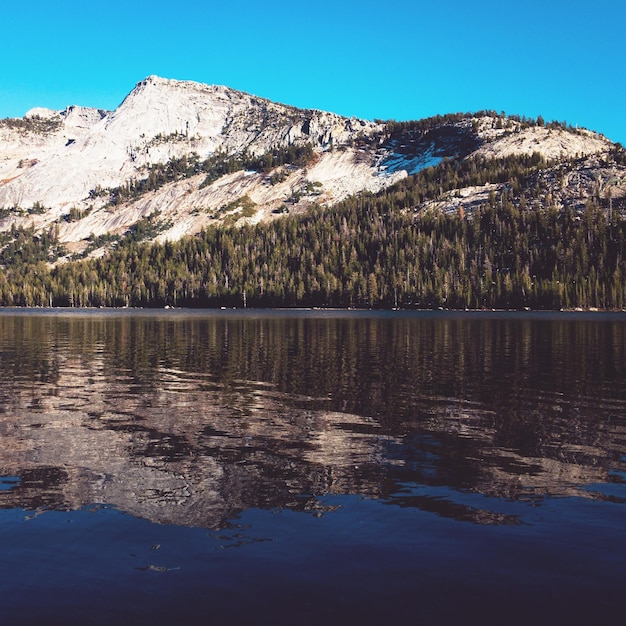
[1, 309, 625, 624]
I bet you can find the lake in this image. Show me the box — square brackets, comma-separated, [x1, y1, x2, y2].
[1, 309, 625, 625]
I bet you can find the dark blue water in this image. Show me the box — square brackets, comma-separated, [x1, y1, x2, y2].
[0, 310, 625, 625]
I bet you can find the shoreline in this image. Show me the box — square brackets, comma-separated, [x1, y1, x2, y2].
[0, 305, 624, 320]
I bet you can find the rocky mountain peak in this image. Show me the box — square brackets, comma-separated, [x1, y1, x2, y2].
[0, 78, 622, 262]
[24, 107, 60, 120]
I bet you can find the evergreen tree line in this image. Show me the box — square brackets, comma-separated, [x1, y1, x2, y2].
[384, 111, 574, 137]
[91, 143, 316, 206]
[0, 114, 62, 134]
[0, 152, 624, 310]
[378, 151, 550, 209]
[0, 224, 65, 266]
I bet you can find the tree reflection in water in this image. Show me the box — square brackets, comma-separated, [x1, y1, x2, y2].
[0, 310, 625, 527]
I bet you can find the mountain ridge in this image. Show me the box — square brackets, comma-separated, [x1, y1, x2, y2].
[0, 76, 623, 264]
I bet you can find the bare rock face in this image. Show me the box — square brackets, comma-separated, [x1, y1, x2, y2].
[0, 76, 382, 209]
[0, 76, 619, 257]
[0, 76, 391, 250]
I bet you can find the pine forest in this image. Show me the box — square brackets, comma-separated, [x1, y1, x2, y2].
[1, 146, 625, 310]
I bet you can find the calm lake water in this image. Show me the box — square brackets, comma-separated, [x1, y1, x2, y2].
[0, 309, 625, 625]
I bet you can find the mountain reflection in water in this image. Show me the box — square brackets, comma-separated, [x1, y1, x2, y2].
[1, 310, 625, 529]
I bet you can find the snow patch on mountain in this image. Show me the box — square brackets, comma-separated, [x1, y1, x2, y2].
[379, 144, 443, 175]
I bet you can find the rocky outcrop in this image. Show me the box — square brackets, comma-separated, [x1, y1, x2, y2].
[0, 77, 620, 258]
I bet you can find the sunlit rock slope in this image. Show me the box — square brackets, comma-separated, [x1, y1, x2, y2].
[0, 76, 619, 258]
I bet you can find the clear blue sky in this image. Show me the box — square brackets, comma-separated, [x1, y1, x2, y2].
[1, 0, 625, 144]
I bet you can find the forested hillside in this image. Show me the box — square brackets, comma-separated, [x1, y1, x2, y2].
[0, 76, 615, 257]
[1, 148, 625, 310]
